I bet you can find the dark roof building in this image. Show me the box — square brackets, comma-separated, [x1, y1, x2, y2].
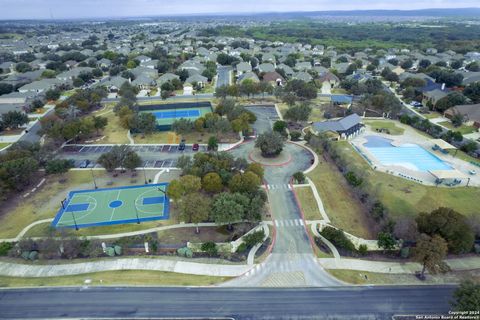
[312, 113, 363, 139]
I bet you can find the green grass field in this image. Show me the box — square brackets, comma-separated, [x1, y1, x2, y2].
[0, 270, 230, 288]
[306, 153, 373, 239]
[364, 120, 405, 135]
[54, 184, 169, 229]
[334, 141, 480, 218]
[438, 121, 478, 135]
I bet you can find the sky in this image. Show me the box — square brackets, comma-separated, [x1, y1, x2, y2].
[1, 0, 480, 20]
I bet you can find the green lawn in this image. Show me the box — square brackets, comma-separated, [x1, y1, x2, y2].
[364, 120, 405, 135]
[334, 141, 480, 218]
[0, 143, 11, 149]
[438, 121, 478, 135]
[306, 152, 373, 239]
[99, 111, 130, 144]
[295, 187, 323, 221]
[328, 269, 480, 285]
[0, 270, 230, 288]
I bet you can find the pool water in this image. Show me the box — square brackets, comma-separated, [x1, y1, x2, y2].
[363, 136, 452, 172]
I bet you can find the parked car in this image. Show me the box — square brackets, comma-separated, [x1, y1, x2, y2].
[179, 139, 186, 151]
[192, 143, 199, 151]
[79, 160, 90, 168]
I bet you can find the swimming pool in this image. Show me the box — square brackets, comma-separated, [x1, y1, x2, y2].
[363, 136, 452, 172]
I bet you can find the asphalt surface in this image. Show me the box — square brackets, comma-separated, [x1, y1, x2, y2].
[227, 106, 341, 287]
[0, 286, 455, 319]
[216, 65, 232, 88]
[18, 108, 55, 144]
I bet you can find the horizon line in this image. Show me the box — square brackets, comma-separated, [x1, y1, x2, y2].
[1, 6, 480, 22]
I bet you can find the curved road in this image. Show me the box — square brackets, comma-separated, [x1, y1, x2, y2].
[227, 106, 342, 286]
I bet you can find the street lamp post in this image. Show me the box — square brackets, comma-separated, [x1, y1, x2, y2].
[90, 168, 98, 189]
[143, 163, 148, 184]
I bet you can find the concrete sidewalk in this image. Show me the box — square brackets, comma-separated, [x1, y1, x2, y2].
[0, 258, 252, 278]
[319, 256, 480, 274]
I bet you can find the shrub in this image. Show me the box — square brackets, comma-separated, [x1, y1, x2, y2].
[293, 171, 306, 184]
[290, 131, 302, 141]
[320, 226, 355, 252]
[344, 171, 363, 187]
[177, 247, 193, 258]
[0, 242, 13, 256]
[400, 247, 410, 258]
[28, 251, 38, 261]
[358, 244, 368, 256]
[243, 230, 265, 248]
[105, 247, 115, 257]
[236, 242, 247, 253]
[201, 242, 218, 256]
[114, 245, 122, 256]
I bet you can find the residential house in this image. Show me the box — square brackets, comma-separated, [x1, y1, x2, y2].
[56, 67, 93, 81]
[236, 62, 252, 76]
[0, 91, 38, 105]
[262, 71, 285, 87]
[136, 55, 151, 63]
[258, 63, 275, 73]
[131, 66, 158, 79]
[277, 63, 294, 77]
[444, 104, 480, 129]
[237, 72, 259, 84]
[423, 89, 448, 108]
[295, 61, 312, 71]
[185, 74, 208, 88]
[293, 71, 313, 82]
[97, 76, 128, 92]
[18, 78, 61, 93]
[179, 60, 205, 76]
[132, 74, 157, 90]
[318, 72, 340, 89]
[157, 73, 180, 86]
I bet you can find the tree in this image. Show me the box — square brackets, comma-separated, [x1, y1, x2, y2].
[1, 111, 29, 129]
[15, 62, 32, 73]
[416, 207, 475, 254]
[401, 60, 413, 69]
[211, 192, 246, 229]
[202, 172, 223, 193]
[452, 280, 480, 311]
[284, 104, 312, 122]
[246, 163, 264, 180]
[201, 241, 218, 256]
[413, 234, 449, 278]
[179, 175, 201, 194]
[419, 59, 431, 69]
[255, 131, 285, 157]
[0, 83, 13, 95]
[97, 152, 118, 172]
[435, 92, 467, 112]
[207, 136, 218, 151]
[45, 88, 61, 101]
[178, 192, 211, 233]
[466, 62, 480, 72]
[377, 232, 396, 251]
[0, 157, 39, 191]
[464, 82, 480, 103]
[166, 180, 183, 204]
[293, 171, 306, 184]
[45, 159, 74, 176]
[92, 116, 108, 135]
[132, 113, 156, 135]
[229, 171, 261, 195]
[123, 151, 142, 172]
[273, 120, 287, 134]
[393, 217, 419, 242]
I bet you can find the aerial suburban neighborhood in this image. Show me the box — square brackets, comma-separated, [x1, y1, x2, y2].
[0, 1, 480, 319]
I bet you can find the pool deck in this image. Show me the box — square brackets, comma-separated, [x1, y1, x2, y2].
[351, 121, 480, 187]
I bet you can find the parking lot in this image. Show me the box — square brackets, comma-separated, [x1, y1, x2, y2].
[61, 144, 207, 168]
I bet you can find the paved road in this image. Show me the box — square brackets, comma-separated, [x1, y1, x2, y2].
[227, 106, 340, 287]
[216, 65, 232, 88]
[18, 108, 55, 144]
[0, 286, 454, 319]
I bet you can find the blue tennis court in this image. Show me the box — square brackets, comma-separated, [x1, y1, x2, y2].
[152, 110, 200, 119]
[52, 183, 170, 229]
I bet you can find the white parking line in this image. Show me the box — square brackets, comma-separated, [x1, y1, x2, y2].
[288, 184, 292, 190]
[294, 219, 299, 226]
[299, 219, 305, 226]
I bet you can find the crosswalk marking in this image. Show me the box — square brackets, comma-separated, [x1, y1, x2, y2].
[273, 219, 305, 228]
[267, 184, 292, 191]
